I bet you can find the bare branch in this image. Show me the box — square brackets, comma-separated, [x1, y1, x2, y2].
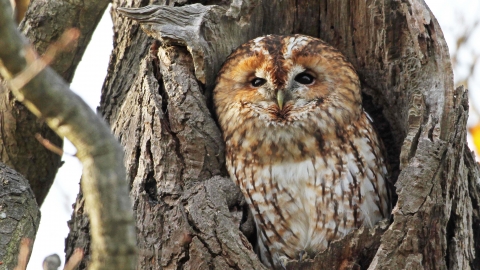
[19, 0, 110, 82]
[0, 0, 136, 269]
[13, 0, 28, 23]
[35, 133, 64, 156]
[1, 0, 111, 207]
[13, 239, 32, 270]
[63, 249, 84, 270]
[10, 28, 80, 90]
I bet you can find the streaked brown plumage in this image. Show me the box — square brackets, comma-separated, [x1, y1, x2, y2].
[213, 34, 390, 269]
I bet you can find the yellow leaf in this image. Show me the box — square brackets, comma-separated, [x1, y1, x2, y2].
[469, 123, 480, 154]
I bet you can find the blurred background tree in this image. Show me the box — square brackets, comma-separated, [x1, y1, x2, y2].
[427, 0, 480, 156]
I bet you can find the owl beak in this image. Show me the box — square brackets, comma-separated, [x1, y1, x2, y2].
[277, 90, 285, 110]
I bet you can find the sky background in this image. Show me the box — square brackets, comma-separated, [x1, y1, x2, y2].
[26, 1, 480, 268]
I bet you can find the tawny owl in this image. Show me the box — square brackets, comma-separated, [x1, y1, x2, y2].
[213, 34, 390, 269]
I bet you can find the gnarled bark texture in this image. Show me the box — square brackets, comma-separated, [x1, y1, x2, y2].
[0, 162, 40, 270]
[66, 0, 480, 269]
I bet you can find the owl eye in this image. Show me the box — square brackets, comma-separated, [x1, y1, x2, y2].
[251, 77, 267, 87]
[294, 73, 315, 85]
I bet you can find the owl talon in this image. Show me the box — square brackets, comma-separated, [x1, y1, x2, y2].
[278, 255, 289, 270]
[298, 250, 308, 262]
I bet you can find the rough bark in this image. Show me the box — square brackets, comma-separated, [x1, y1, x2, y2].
[0, 0, 109, 206]
[0, 162, 40, 270]
[0, 82, 61, 206]
[66, 0, 480, 269]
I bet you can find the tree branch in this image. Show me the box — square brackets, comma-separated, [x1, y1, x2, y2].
[1, 0, 111, 206]
[19, 0, 110, 82]
[0, 1, 136, 269]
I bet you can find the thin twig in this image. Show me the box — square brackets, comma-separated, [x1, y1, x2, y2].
[14, 238, 32, 270]
[63, 249, 84, 270]
[34, 133, 65, 156]
[9, 28, 80, 91]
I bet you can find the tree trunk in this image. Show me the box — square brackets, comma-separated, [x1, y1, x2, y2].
[66, 0, 480, 269]
[0, 162, 40, 270]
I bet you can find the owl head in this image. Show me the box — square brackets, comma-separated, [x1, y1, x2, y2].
[213, 35, 362, 137]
